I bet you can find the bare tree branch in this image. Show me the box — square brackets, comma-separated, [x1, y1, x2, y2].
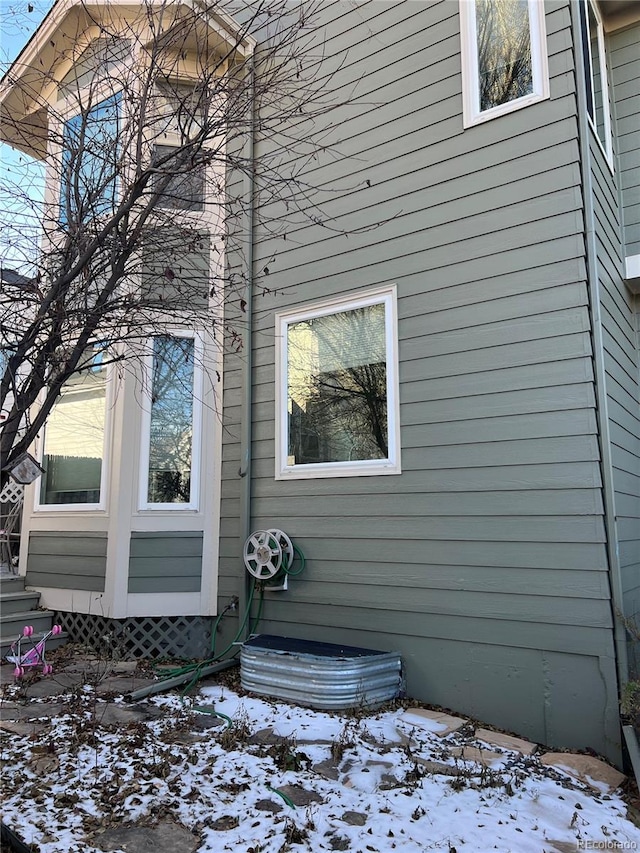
[0, 0, 355, 482]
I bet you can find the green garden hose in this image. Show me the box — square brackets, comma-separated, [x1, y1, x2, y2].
[144, 541, 307, 717]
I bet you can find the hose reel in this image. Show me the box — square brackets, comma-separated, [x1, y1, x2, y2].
[243, 529, 296, 588]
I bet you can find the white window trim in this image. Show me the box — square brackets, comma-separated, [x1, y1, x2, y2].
[459, 0, 550, 129]
[275, 285, 401, 481]
[138, 330, 203, 511]
[56, 88, 123, 227]
[148, 86, 226, 232]
[582, 0, 614, 170]
[34, 361, 112, 513]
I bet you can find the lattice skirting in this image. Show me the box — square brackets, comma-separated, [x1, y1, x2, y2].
[53, 611, 213, 660]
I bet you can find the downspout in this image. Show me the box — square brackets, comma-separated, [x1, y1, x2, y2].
[237, 49, 256, 635]
[570, 2, 629, 698]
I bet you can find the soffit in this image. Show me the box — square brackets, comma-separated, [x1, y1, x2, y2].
[0, 0, 253, 159]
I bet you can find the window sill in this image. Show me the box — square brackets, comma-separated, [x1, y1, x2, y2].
[463, 92, 550, 129]
[276, 460, 401, 481]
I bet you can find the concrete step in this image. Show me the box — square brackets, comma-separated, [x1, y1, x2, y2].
[0, 574, 68, 660]
[0, 575, 26, 595]
[1, 610, 67, 660]
[1, 590, 42, 615]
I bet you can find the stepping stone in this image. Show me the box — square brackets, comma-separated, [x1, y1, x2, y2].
[0, 719, 48, 737]
[341, 811, 367, 826]
[92, 704, 157, 726]
[0, 701, 68, 721]
[413, 757, 461, 777]
[91, 821, 200, 853]
[277, 784, 323, 806]
[255, 799, 283, 814]
[208, 815, 239, 831]
[97, 676, 156, 694]
[189, 712, 226, 730]
[249, 727, 280, 745]
[17, 673, 84, 698]
[313, 758, 340, 780]
[399, 707, 467, 736]
[111, 661, 140, 674]
[475, 728, 537, 755]
[540, 752, 625, 792]
[450, 746, 505, 767]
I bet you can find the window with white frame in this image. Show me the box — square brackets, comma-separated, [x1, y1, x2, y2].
[38, 351, 108, 507]
[579, 0, 613, 166]
[276, 287, 401, 480]
[139, 333, 202, 508]
[59, 93, 120, 225]
[459, 0, 549, 127]
[151, 144, 205, 211]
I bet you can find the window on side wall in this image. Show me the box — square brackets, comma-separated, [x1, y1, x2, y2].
[151, 144, 205, 211]
[139, 333, 202, 509]
[59, 93, 120, 225]
[38, 351, 108, 508]
[275, 286, 401, 480]
[579, 0, 613, 167]
[459, 0, 550, 127]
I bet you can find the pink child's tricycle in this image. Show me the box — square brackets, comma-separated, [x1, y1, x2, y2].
[6, 625, 62, 677]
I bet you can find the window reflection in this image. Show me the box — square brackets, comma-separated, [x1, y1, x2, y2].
[147, 336, 194, 504]
[476, 0, 533, 111]
[40, 359, 107, 505]
[60, 94, 120, 225]
[287, 304, 388, 465]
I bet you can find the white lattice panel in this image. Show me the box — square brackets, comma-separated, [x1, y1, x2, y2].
[53, 611, 213, 660]
[0, 481, 24, 504]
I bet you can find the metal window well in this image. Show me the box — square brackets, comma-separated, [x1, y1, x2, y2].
[240, 634, 403, 710]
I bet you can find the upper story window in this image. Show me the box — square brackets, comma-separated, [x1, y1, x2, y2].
[152, 144, 205, 211]
[275, 286, 401, 480]
[579, 0, 613, 167]
[459, 0, 550, 127]
[59, 93, 120, 225]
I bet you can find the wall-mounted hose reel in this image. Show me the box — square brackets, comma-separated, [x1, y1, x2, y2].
[243, 529, 301, 590]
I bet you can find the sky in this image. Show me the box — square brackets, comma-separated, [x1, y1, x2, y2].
[0, 0, 53, 273]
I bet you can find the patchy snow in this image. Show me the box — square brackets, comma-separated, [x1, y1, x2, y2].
[2, 672, 640, 853]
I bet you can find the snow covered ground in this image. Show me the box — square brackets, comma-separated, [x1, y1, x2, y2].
[2, 668, 640, 853]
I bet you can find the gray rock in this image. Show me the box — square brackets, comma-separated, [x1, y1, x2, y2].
[313, 758, 340, 780]
[92, 821, 198, 852]
[340, 811, 367, 826]
[255, 798, 284, 814]
[277, 784, 323, 806]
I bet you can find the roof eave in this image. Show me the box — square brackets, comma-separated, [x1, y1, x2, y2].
[0, 0, 255, 160]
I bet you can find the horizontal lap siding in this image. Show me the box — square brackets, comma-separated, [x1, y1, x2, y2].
[26, 532, 107, 592]
[220, 1, 619, 758]
[610, 24, 640, 255]
[593, 22, 640, 646]
[128, 532, 203, 594]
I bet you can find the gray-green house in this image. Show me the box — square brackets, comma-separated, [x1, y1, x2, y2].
[221, 0, 640, 768]
[2, 0, 639, 767]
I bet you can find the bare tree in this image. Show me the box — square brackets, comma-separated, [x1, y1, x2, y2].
[0, 0, 342, 483]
